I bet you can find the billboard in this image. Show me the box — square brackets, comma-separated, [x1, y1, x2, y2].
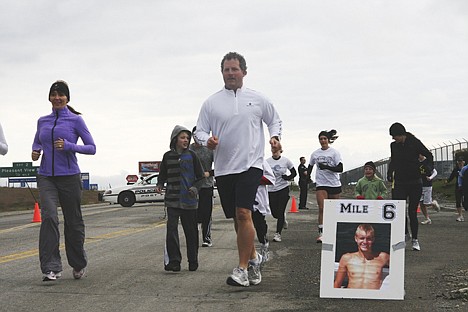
[138, 161, 161, 175]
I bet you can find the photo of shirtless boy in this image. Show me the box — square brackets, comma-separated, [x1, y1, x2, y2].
[334, 224, 390, 290]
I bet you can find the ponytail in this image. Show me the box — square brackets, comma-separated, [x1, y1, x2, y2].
[318, 129, 339, 143]
[67, 105, 81, 115]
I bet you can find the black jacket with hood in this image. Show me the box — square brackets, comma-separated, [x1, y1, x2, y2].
[157, 125, 205, 209]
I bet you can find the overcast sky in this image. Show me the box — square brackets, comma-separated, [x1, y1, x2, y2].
[1, 0, 467, 189]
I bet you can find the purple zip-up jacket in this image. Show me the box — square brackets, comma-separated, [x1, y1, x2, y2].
[32, 106, 96, 176]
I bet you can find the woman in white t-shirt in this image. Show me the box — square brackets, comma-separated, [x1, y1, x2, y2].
[307, 130, 343, 243]
[267, 148, 297, 243]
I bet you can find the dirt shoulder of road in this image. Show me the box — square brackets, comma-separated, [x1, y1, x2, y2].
[0, 187, 101, 212]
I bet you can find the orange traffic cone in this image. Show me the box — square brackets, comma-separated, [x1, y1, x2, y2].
[289, 196, 298, 213]
[417, 203, 421, 213]
[32, 202, 42, 223]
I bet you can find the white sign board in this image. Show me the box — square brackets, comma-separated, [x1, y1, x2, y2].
[320, 199, 406, 300]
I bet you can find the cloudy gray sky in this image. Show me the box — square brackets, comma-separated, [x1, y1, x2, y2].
[1, 0, 467, 189]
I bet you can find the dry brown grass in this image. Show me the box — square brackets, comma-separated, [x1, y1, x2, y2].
[0, 187, 101, 212]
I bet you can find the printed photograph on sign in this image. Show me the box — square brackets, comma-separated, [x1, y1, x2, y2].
[333, 222, 390, 290]
[319, 199, 405, 300]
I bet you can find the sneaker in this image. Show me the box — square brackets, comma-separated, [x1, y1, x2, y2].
[316, 233, 323, 243]
[432, 200, 440, 212]
[72, 267, 86, 279]
[456, 216, 465, 222]
[189, 262, 198, 272]
[405, 233, 412, 242]
[226, 267, 249, 287]
[273, 233, 282, 242]
[247, 254, 262, 285]
[421, 218, 432, 225]
[202, 241, 213, 247]
[164, 262, 181, 272]
[412, 239, 421, 251]
[260, 242, 270, 264]
[42, 271, 61, 282]
[283, 220, 288, 229]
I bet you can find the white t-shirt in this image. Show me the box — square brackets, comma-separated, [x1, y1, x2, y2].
[309, 147, 342, 187]
[195, 86, 282, 177]
[266, 156, 294, 192]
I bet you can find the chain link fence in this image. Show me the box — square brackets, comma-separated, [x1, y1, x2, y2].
[341, 139, 468, 186]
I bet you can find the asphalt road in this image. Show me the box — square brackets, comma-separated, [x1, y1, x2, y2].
[1, 192, 467, 312]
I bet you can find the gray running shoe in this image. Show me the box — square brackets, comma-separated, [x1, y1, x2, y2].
[73, 267, 86, 279]
[412, 239, 421, 251]
[260, 242, 270, 264]
[226, 267, 249, 287]
[248, 254, 263, 285]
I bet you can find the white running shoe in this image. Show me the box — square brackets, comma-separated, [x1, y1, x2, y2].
[273, 233, 282, 242]
[226, 267, 249, 287]
[42, 271, 61, 282]
[202, 240, 213, 247]
[432, 200, 440, 212]
[412, 239, 421, 251]
[421, 218, 432, 225]
[456, 216, 465, 222]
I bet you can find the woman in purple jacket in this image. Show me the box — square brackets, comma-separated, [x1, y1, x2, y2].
[32, 80, 96, 282]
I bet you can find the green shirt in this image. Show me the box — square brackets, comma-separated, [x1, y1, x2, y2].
[354, 175, 387, 199]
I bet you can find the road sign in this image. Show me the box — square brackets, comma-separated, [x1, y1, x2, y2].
[8, 177, 37, 183]
[126, 175, 139, 183]
[0, 162, 39, 177]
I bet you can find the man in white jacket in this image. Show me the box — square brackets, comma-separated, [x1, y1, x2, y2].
[195, 52, 282, 287]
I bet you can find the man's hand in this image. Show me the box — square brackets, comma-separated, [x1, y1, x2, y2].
[270, 136, 281, 153]
[207, 136, 219, 150]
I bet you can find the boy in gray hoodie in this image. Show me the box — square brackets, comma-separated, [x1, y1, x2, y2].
[157, 125, 205, 272]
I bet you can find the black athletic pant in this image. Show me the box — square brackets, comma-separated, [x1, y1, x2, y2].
[392, 183, 422, 239]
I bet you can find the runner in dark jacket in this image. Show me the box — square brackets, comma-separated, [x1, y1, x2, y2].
[387, 122, 432, 251]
